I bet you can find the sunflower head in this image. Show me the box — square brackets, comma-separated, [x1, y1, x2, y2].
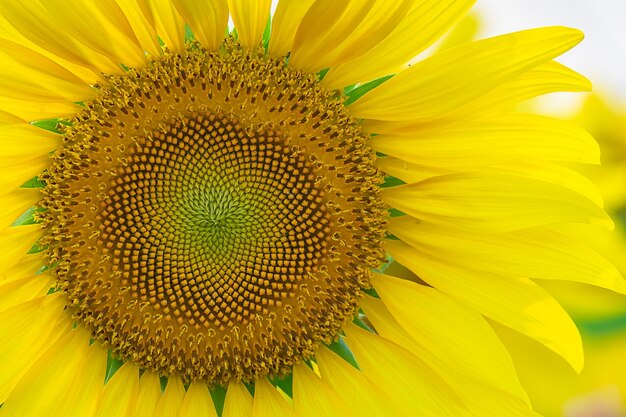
[37, 38, 387, 384]
[0, 1, 623, 416]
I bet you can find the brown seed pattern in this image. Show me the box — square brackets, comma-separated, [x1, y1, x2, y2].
[40, 40, 387, 384]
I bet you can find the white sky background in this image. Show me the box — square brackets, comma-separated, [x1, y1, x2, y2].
[474, 0, 626, 114]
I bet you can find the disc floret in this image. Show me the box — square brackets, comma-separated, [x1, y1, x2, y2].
[40, 40, 387, 384]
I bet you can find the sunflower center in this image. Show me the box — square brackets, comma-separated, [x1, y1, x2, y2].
[40, 40, 387, 384]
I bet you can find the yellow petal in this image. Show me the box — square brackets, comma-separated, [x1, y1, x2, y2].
[227, 0, 272, 49]
[0, 188, 40, 233]
[583, 161, 626, 213]
[322, 0, 475, 89]
[0, 14, 103, 86]
[0, 121, 61, 162]
[0, 123, 62, 167]
[357, 296, 468, 411]
[0, 326, 105, 416]
[388, 218, 626, 294]
[0, 38, 94, 103]
[376, 156, 452, 184]
[0, 97, 79, 121]
[371, 274, 529, 402]
[318, 0, 414, 68]
[139, 0, 186, 51]
[39, 0, 147, 68]
[115, 0, 161, 57]
[349, 27, 583, 121]
[0, 253, 44, 285]
[171, 0, 228, 50]
[359, 295, 541, 417]
[0, 272, 53, 313]
[154, 376, 185, 417]
[0, 295, 70, 403]
[358, 294, 423, 352]
[315, 347, 389, 417]
[289, 0, 375, 72]
[0, 109, 28, 123]
[455, 382, 543, 417]
[268, 0, 315, 57]
[540, 280, 626, 323]
[0, 2, 121, 75]
[436, 12, 480, 51]
[135, 371, 163, 417]
[252, 378, 295, 417]
[343, 323, 470, 416]
[292, 363, 349, 417]
[376, 158, 604, 210]
[64, 342, 108, 417]
[0, 122, 58, 196]
[0, 110, 28, 124]
[0, 157, 50, 198]
[179, 381, 219, 417]
[95, 362, 140, 417]
[371, 113, 599, 168]
[382, 173, 612, 233]
[385, 230, 585, 371]
[0, 225, 42, 275]
[364, 60, 591, 134]
[222, 382, 253, 417]
[289, 0, 414, 72]
[493, 163, 604, 208]
[462, 60, 592, 116]
[496, 320, 626, 417]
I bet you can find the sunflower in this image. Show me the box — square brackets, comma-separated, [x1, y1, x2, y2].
[0, 1, 622, 416]
[500, 96, 626, 417]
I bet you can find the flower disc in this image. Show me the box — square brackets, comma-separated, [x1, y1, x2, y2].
[40, 41, 387, 384]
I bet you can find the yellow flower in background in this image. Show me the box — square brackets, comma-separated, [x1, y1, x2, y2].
[0, 1, 622, 416]
[575, 96, 626, 213]
[502, 96, 626, 417]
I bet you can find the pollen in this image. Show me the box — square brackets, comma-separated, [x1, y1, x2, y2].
[39, 39, 387, 385]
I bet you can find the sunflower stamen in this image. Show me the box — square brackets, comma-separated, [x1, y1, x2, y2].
[40, 39, 386, 385]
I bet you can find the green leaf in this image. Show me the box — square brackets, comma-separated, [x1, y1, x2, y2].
[325, 336, 359, 369]
[185, 23, 195, 42]
[21, 176, 46, 188]
[12, 206, 40, 226]
[104, 350, 124, 383]
[262, 15, 272, 51]
[344, 74, 394, 106]
[343, 83, 358, 95]
[317, 67, 330, 81]
[27, 240, 46, 254]
[379, 175, 405, 188]
[373, 253, 394, 274]
[388, 208, 406, 217]
[159, 376, 168, 392]
[210, 385, 227, 417]
[31, 118, 62, 134]
[352, 316, 374, 332]
[269, 373, 293, 398]
[362, 287, 380, 298]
